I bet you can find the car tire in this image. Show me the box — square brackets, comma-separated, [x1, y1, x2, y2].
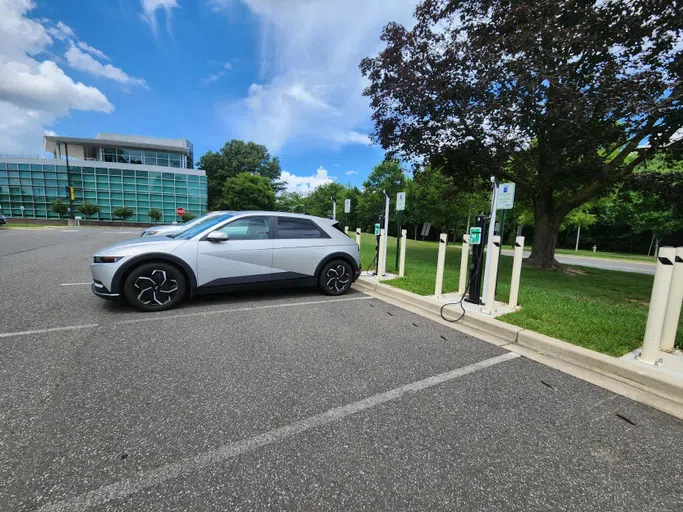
[319, 259, 353, 296]
[123, 262, 186, 312]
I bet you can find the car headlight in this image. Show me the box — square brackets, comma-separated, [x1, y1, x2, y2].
[93, 256, 123, 263]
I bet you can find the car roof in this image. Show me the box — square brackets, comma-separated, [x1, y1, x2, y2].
[229, 211, 337, 225]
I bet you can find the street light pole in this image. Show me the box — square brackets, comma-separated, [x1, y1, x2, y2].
[63, 142, 75, 219]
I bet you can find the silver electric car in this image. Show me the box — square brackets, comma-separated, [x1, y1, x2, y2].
[139, 210, 230, 237]
[90, 211, 361, 311]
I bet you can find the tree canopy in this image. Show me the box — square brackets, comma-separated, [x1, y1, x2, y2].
[361, 0, 683, 268]
[199, 140, 282, 209]
[220, 172, 277, 211]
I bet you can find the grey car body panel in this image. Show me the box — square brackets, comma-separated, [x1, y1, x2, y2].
[91, 211, 361, 299]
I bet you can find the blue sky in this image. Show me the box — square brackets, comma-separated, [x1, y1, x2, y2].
[0, 0, 417, 193]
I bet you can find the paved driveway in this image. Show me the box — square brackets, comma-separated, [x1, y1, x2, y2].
[501, 249, 656, 275]
[1, 227, 681, 511]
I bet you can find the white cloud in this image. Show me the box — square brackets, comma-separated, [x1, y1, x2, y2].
[329, 130, 371, 146]
[216, 0, 417, 151]
[0, 0, 114, 153]
[66, 45, 147, 88]
[44, 129, 56, 136]
[0, 59, 113, 114]
[199, 62, 233, 86]
[141, 0, 179, 35]
[279, 165, 335, 194]
[46, 20, 75, 41]
[77, 40, 110, 61]
[345, 170, 358, 175]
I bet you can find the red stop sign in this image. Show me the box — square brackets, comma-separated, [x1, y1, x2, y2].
[176, 207, 185, 216]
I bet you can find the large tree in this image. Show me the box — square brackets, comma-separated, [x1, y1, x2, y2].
[220, 172, 276, 211]
[199, 140, 282, 209]
[361, 0, 683, 268]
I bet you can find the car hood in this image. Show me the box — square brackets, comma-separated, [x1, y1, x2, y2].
[96, 236, 187, 256]
[145, 224, 180, 233]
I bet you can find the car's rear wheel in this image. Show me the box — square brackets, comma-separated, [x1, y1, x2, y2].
[319, 259, 353, 296]
[123, 262, 186, 311]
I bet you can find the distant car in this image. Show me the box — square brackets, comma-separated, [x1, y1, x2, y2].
[0, 213, 6, 225]
[140, 211, 231, 237]
[91, 211, 361, 311]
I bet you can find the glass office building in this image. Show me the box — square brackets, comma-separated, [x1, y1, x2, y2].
[0, 134, 206, 222]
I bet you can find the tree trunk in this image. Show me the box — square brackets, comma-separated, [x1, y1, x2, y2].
[525, 197, 563, 270]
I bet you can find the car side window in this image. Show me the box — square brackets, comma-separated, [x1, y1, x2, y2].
[275, 217, 327, 239]
[217, 217, 270, 240]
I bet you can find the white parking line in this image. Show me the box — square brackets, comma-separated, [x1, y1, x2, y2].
[60, 282, 91, 286]
[37, 352, 520, 512]
[0, 324, 99, 339]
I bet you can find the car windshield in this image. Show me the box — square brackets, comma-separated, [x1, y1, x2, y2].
[174, 213, 233, 240]
[179, 211, 218, 229]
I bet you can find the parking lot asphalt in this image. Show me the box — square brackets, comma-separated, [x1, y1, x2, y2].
[1, 227, 682, 511]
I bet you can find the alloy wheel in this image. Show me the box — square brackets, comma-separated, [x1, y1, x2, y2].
[134, 269, 179, 306]
[326, 264, 351, 292]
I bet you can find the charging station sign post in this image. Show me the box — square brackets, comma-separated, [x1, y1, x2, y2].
[496, 183, 516, 210]
[395, 192, 406, 269]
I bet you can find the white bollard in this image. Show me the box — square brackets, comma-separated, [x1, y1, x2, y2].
[641, 247, 676, 364]
[355, 228, 361, 249]
[434, 233, 448, 297]
[509, 236, 525, 308]
[399, 229, 407, 277]
[377, 229, 386, 279]
[482, 235, 502, 314]
[344, 226, 349, 235]
[458, 234, 470, 295]
[660, 246, 683, 352]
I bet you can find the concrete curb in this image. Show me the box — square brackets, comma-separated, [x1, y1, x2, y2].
[354, 278, 683, 408]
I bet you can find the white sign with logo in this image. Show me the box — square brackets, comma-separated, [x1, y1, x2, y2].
[344, 198, 351, 213]
[496, 183, 516, 210]
[396, 191, 406, 211]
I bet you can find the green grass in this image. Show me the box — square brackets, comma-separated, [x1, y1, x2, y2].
[360, 233, 681, 357]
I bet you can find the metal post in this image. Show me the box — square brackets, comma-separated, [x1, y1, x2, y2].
[332, 198, 336, 220]
[575, 222, 581, 251]
[395, 210, 401, 270]
[482, 178, 498, 303]
[377, 229, 386, 279]
[458, 234, 470, 295]
[483, 235, 502, 314]
[509, 236, 525, 308]
[399, 229, 407, 277]
[434, 233, 448, 297]
[660, 246, 683, 352]
[640, 246, 676, 365]
[356, 228, 361, 249]
[383, 191, 390, 273]
[63, 142, 75, 219]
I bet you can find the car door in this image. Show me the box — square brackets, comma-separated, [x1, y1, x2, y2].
[272, 216, 331, 282]
[195, 216, 274, 288]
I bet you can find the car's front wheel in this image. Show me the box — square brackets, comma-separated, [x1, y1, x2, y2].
[319, 259, 353, 296]
[123, 262, 186, 311]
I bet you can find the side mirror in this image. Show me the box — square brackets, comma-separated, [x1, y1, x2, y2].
[207, 231, 229, 242]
